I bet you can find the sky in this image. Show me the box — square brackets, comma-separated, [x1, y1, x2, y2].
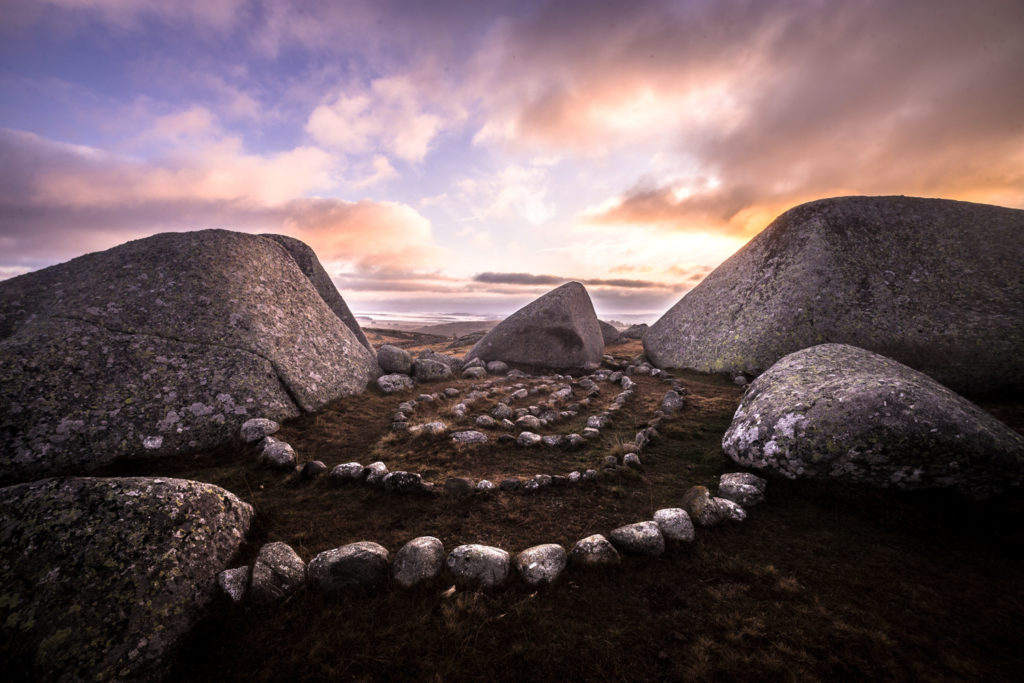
[1, 0, 1022, 319]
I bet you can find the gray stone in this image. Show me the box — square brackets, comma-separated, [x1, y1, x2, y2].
[445, 545, 511, 588]
[533, 474, 553, 488]
[466, 282, 604, 370]
[587, 414, 609, 429]
[722, 344, 1024, 498]
[240, 418, 279, 443]
[444, 387, 461, 397]
[413, 358, 452, 382]
[462, 366, 488, 379]
[463, 357, 486, 370]
[410, 421, 447, 437]
[598, 320, 622, 345]
[392, 537, 445, 588]
[329, 462, 365, 483]
[259, 437, 297, 470]
[609, 521, 665, 556]
[452, 430, 489, 445]
[623, 453, 641, 468]
[475, 415, 498, 429]
[418, 350, 463, 373]
[582, 469, 598, 481]
[644, 196, 1024, 395]
[486, 360, 510, 375]
[603, 455, 618, 467]
[715, 497, 747, 522]
[308, 542, 389, 592]
[499, 478, 523, 491]
[568, 534, 621, 567]
[444, 477, 475, 496]
[300, 460, 327, 479]
[515, 544, 567, 586]
[516, 415, 543, 431]
[217, 566, 250, 603]
[718, 473, 767, 507]
[0, 477, 252, 681]
[653, 508, 695, 543]
[582, 427, 601, 440]
[382, 471, 424, 494]
[491, 403, 514, 420]
[250, 541, 307, 603]
[660, 391, 685, 415]
[261, 233, 373, 352]
[567, 471, 581, 483]
[363, 461, 389, 486]
[376, 344, 413, 375]
[0, 230, 379, 485]
[517, 432, 542, 447]
[542, 435, 566, 448]
[564, 433, 586, 450]
[681, 486, 724, 527]
[377, 373, 415, 394]
[476, 479, 496, 491]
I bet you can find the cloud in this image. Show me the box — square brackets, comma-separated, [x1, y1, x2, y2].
[0, 128, 444, 273]
[474, 272, 667, 290]
[455, 163, 555, 225]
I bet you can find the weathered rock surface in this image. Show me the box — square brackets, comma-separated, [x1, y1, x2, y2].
[644, 196, 1024, 395]
[609, 521, 665, 556]
[377, 373, 415, 394]
[259, 437, 297, 469]
[621, 323, 648, 340]
[718, 473, 767, 507]
[217, 566, 250, 603]
[598, 320, 622, 345]
[681, 486, 724, 527]
[260, 233, 373, 352]
[515, 544, 567, 586]
[653, 508, 695, 543]
[568, 534, 621, 567]
[466, 282, 604, 370]
[413, 358, 453, 382]
[240, 417, 280, 443]
[0, 230, 380, 485]
[445, 545, 511, 588]
[722, 344, 1024, 498]
[308, 542, 389, 592]
[392, 536, 446, 588]
[0, 477, 252, 681]
[376, 344, 413, 375]
[382, 471, 424, 494]
[250, 541, 307, 603]
[329, 462, 365, 482]
[452, 430, 488, 445]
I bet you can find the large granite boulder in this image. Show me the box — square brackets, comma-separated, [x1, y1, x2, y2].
[0, 229, 380, 484]
[598, 320, 621, 345]
[0, 477, 252, 681]
[465, 282, 604, 370]
[644, 196, 1024, 395]
[722, 344, 1024, 498]
[260, 233, 374, 353]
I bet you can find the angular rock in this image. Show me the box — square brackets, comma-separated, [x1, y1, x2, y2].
[486, 360, 510, 375]
[330, 462, 365, 482]
[0, 477, 252, 681]
[445, 545, 511, 589]
[363, 461, 389, 486]
[300, 460, 327, 479]
[240, 418, 279, 443]
[598, 320, 622, 345]
[392, 537, 445, 588]
[568, 534, 621, 567]
[452, 430, 488, 445]
[413, 358, 452, 382]
[715, 498, 747, 522]
[517, 432, 543, 447]
[722, 344, 1024, 498]
[681, 486, 724, 527]
[251, 541, 307, 603]
[718, 473, 767, 507]
[653, 508, 695, 543]
[382, 471, 424, 494]
[644, 196, 1024, 395]
[217, 566, 250, 603]
[466, 282, 604, 370]
[515, 544, 567, 587]
[259, 437, 297, 470]
[261, 233, 373, 352]
[308, 542, 389, 592]
[610, 521, 665, 556]
[0, 230, 379, 485]
[462, 366, 487, 379]
[376, 344, 413, 375]
[377, 373, 415, 394]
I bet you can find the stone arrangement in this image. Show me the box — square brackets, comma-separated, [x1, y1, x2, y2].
[216, 473, 767, 602]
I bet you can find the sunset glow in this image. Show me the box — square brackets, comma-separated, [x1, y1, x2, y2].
[1, 0, 1022, 317]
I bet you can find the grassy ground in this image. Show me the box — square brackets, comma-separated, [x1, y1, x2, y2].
[98, 341, 1024, 682]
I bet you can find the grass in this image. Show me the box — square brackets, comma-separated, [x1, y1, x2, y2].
[89, 341, 1023, 682]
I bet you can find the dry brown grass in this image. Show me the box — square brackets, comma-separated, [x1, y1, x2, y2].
[88, 345, 1024, 682]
